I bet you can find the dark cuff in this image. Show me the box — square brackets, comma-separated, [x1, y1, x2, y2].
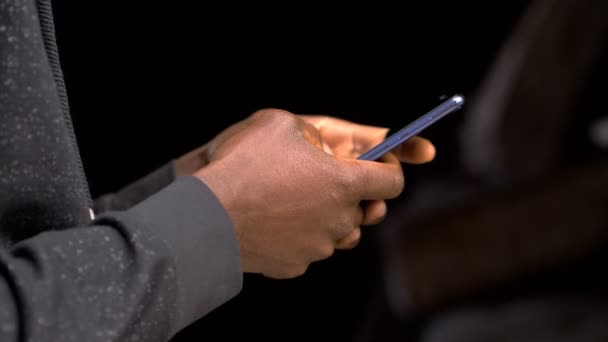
[126, 176, 243, 335]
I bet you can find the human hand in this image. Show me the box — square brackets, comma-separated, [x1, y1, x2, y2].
[193, 109, 409, 279]
[299, 115, 436, 248]
[300, 115, 436, 162]
[176, 115, 435, 175]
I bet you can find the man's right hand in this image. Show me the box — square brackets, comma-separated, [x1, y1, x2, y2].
[194, 109, 406, 279]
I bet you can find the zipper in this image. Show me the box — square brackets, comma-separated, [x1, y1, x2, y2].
[36, 0, 95, 216]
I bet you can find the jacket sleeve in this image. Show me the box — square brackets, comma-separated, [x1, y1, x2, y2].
[0, 176, 243, 342]
[93, 161, 178, 213]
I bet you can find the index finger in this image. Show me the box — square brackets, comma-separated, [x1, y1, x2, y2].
[342, 153, 405, 200]
[391, 136, 436, 164]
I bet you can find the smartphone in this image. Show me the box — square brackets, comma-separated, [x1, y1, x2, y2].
[357, 94, 465, 161]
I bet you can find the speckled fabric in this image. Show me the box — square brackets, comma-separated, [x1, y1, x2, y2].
[0, 0, 91, 243]
[0, 1, 243, 341]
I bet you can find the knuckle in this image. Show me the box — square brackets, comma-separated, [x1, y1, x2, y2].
[392, 169, 405, 197]
[336, 214, 355, 239]
[338, 162, 363, 194]
[337, 230, 361, 250]
[252, 108, 293, 122]
[340, 212, 355, 231]
[288, 265, 308, 278]
[319, 243, 335, 259]
[348, 234, 362, 248]
[338, 172, 355, 191]
[250, 108, 269, 120]
[329, 213, 354, 241]
[328, 172, 352, 203]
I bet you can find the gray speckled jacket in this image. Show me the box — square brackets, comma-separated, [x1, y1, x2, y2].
[0, 0, 242, 340]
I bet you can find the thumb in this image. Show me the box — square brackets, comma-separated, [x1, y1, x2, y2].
[352, 126, 389, 157]
[364, 126, 390, 146]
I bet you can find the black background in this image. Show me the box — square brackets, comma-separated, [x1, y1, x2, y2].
[51, 1, 534, 340]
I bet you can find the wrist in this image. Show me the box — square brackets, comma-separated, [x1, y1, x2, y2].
[175, 145, 209, 176]
[194, 163, 241, 240]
